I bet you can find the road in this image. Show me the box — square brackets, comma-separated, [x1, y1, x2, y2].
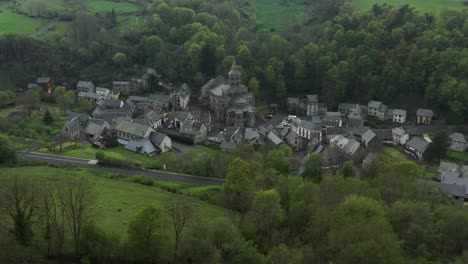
[19, 152, 225, 186]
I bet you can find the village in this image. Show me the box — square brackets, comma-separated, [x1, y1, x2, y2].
[25, 61, 468, 203]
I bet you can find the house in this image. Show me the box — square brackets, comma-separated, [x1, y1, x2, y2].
[109, 87, 121, 99]
[92, 108, 129, 124]
[151, 95, 171, 109]
[392, 109, 407, 123]
[76, 81, 95, 93]
[77, 92, 102, 103]
[286, 98, 303, 115]
[149, 131, 172, 153]
[114, 120, 155, 143]
[84, 119, 110, 139]
[416, 109, 434, 124]
[392, 127, 409, 145]
[96, 99, 124, 110]
[173, 111, 193, 129]
[266, 131, 284, 146]
[220, 141, 237, 152]
[140, 110, 164, 129]
[406, 137, 429, 159]
[423, 181, 466, 205]
[67, 112, 90, 126]
[125, 139, 158, 155]
[244, 128, 262, 145]
[323, 112, 343, 127]
[27, 83, 38, 90]
[373, 129, 393, 142]
[61, 117, 82, 140]
[192, 108, 212, 131]
[329, 135, 367, 163]
[306, 94, 318, 116]
[180, 121, 208, 144]
[347, 111, 364, 128]
[438, 161, 461, 177]
[339, 103, 360, 116]
[96, 87, 110, 99]
[361, 129, 377, 148]
[449, 132, 468, 152]
[37, 77, 53, 93]
[348, 127, 371, 142]
[367, 100, 387, 120]
[127, 96, 152, 117]
[440, 173, 468, 198]
[284, 130, 303, 150]
[295, 120, 323, 141]
[170, 83, 191, 110]
[225, 127, 244, 144]
[113, 81, 131, 92]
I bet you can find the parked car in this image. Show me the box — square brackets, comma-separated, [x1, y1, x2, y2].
[264, 113, 273, 119]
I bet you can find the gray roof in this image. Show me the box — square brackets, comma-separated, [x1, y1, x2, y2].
[113, 81, 130, 85]
[220, 141, 237, 151]
[202, 75, 227, 94]
[28, 83, 38, 89]
[449, 132, 467, 143]
[361, 129, 376, 143]
[77, 81, 94, 88]
[287, 97, 300, 104]
[392, 127, 406, 136]
[368, 100, 382, 109]
[285, 130, 299, 143]
[150, 131, 169, 145]
[78, 92, 101, 99]
[175, 111, 191, 121]
[97, 99, 122, 108]
[114, 120, 154, 137]
[128, 96, 151, 103]
[373, 129, 393, 141]
[307, 94, 318, 103]
[407, 137, 429, 153]
[424, 181, 466, 197]
[350, 126, 371, 136]
[244, 128, 259, 141]
[179, 83, 191, 94]
[92, 108, 129, 124]
[393, 109, 407, 116]
[299, 120, 322, 132]
[385, 109, 394, 117]
[67, 112, 90, 123]
[151, 94, 170, 104]
[210, 84, 230, 96]
[417, 109, 433, 117]
[440, 174, 468, 195]
[37, 77, 50, 83]
[125, 139, 157, 155]
[339, 103, 358, 111]
[84, 119, 110, 137]
[438, 161, 460, 174]
[96, 87, 110, 93]
[267, 131, 283, 145]
[63, 117, 81, 132]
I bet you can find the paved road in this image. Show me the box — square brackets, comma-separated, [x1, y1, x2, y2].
[19, 152, 225, 186]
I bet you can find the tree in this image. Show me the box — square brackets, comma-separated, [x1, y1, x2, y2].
[341, 161, 356, 178]
[128, 206, 171, 262]
[43, 109, 54, 125]
[250, 189, 283, 249]
[77, 99, 92, 114]
[0, 136, 16, 164]
[266, 145, 292, 174]
[57, 178, 95, 256]
[200, 43, 216, 76]
[424, 132, 449, 163]
[222, 158, 256, 225]
[165, 200, 197, 261]
[18, 89, 40, 117]
[42, 183, 66, 257]
[59, 91, 76, 113]
[302, 154, 322, 183]
[248, 77, 260, 98]
[1, 176, 42, 246]
[113, 52, 128, 68]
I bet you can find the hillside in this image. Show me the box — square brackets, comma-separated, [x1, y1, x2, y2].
[356, 0, 467, 13]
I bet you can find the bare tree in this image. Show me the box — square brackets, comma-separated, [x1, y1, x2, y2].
[164, 201, 198, 260]
[42, 183, 66, 257]
[57, 178, 95, 256]
[0, 176, 42, 246]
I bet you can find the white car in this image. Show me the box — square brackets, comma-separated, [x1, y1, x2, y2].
[276, 124, 284, 129]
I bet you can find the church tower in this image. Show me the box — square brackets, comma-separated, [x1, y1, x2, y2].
[228, 59, 241, 88]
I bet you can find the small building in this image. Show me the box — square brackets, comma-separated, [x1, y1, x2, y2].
[416, 109, 434, 125]
[392, 127, 409, 145]
[338, 103, 359, 116]
[37, 77, 53, 93]
[361, 129, 377, 148]
[109, 87, 121, 99]
[367, 100, 387, 120]
[392, 109, 407, 123]
[96, 99, 124, 110]
[170, 83, 191, 110]
[323, 112, 343, 127]
[174, 111, 193, 129]
[284, 130, 303, 151]
[244, 128, 262, 145]
[373, 129, 393, 142]
[347, 111, 364, 128]
[96, 87, 110, 99]
[225, 127, 244, 144]
[180, 121, 208, 144]
[114, 120, 155, 143]
[76, 81, 95, 93]
[67, 112, 90, 126]
[77, 92, 102, 103]
[149, 131, 171, 153]
[306, 94, 318, 116]
[449, 132, 468, 152]
[287, 97, 303, 115]
[296, 120, 323, 141]
[438, 161, 461, 177]
[406, 137, 429, 159]
[125, 139, 158, 156]
[61, 117, 82, 140]
[84, 119, 110, 139]
[266, 131, 284, 146]
[113, 81, 131, 93]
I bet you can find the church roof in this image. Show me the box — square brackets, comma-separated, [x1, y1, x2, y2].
[229, 59, 241, 76]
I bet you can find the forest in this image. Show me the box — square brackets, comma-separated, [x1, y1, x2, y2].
[0, 0, 467, 121]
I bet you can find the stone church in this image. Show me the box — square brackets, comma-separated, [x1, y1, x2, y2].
[200, 60, 255, 127]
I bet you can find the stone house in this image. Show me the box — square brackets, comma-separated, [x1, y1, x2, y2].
[392, 109, 407, 123]
[244, 128, 263, 145]
[295, 120, 323, 141]
[96, 99, 124, 110]
[114, 120, 155, 143]
[284, 130, 303, 151]
[416, 109, 434, 124]
[77, 92, 102, 103]
[96, 87, 110, 99]
[173, 111, 193, 129]
[76, 81, 95, 93]
[109, 87, 121, 99]
[406, 137, 429, 159]
[84, 119, 110, 139]
[37, 77, 53, 93]
[149, 131, 172, 153]
[180, 121, 208, 144]
[113, 81, 131, 93]
[449, 132, 468, 152]
[61, 117, 82, 140]
[347, 111, 364, 128]
[392, 127, 409, 145]
[170, 83, 191, 110]
[125, 139, 158, 156]
[323, 112, 343, 127]
[338, 103, 360, 116]
[367, 100, 387, 120]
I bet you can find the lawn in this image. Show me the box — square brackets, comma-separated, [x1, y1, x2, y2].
[85, 0, 140, 13]
[0, 3, 44, 34]
[355, 0, 467, 13]
[0, 166, 227, 236]
[378, 146, 407, 163]
[444, 151, 468, 164]
[254, 0, 306, 31]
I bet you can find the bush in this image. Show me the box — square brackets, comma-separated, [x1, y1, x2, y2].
[130, 176, 154, 186]
[95, 151, 139, 168]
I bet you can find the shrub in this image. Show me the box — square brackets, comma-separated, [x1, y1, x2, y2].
[130, 176, 154, 186]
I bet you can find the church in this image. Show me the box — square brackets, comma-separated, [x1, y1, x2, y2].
[200, 60, 256, 127]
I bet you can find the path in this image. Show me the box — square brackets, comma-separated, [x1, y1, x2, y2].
[19, 151, 225, 186]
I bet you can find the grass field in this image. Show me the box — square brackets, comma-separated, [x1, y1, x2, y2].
[0, 166, 226, 236]
[378, 147, 407, 163]
[254, 0, 306, 31]
[85, 0, 139, 13]
[0, 3, 43, 35]
[356, 0, 467, 13]
[444, 151, 468, 164]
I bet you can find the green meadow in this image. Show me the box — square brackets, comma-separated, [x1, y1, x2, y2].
[356, 0, 467, 13]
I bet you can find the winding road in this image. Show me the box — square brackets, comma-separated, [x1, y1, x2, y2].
[19, 152, 225, 186]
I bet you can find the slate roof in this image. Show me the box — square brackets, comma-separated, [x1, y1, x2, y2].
[97, 99, 122, 108]
[350, 126, 371, 136]
[361, 129, 376, 144]
[179, 83, 191, 94]
[373, 129, 393, 141]
[407, 137, 429, 153]
[299, 120, 322, 132]
[285, 130, 299, 143]
[393, 109, 407, 116]
[67, 112, 90, 123]
[424, 181, 466, 197]
[114, 120, 154, 137]
[330, 135, 360, 156]
[417, 109, 433, 117]
[220, 141, 237, 151]
[307, 94, 318, 103]
[440, 174, 468, 195]
[37, 77, 50, 83]
[267, 131, 283, 145]
[339, 103, 359, 111]
[92, 108, 129, 124]
[28, 83, 38, 89]
[96, 87, 110, 93]
[368, 100, 382, 109]
[77, 81, 94, 88]
[175, 111, 191, 121]
[151, 94, 170, 104]
[438, 161, 460, 174]
[210, 84, 230, 96]
[449, 132, 467, 143]
[84, 119, 110, 137]
[392, 127, 406, 136]
[150, 131, 169, 145]
[128, 96, 151, 103]
[244, 128, 259, 141]
[287, 97, 300, 104]
[202, 75, 226, 94]
[78, 92, 101, 100]
[63, 117, 81, 133]
[125, 139, 157, 155]
[113, 81, 130, 85]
